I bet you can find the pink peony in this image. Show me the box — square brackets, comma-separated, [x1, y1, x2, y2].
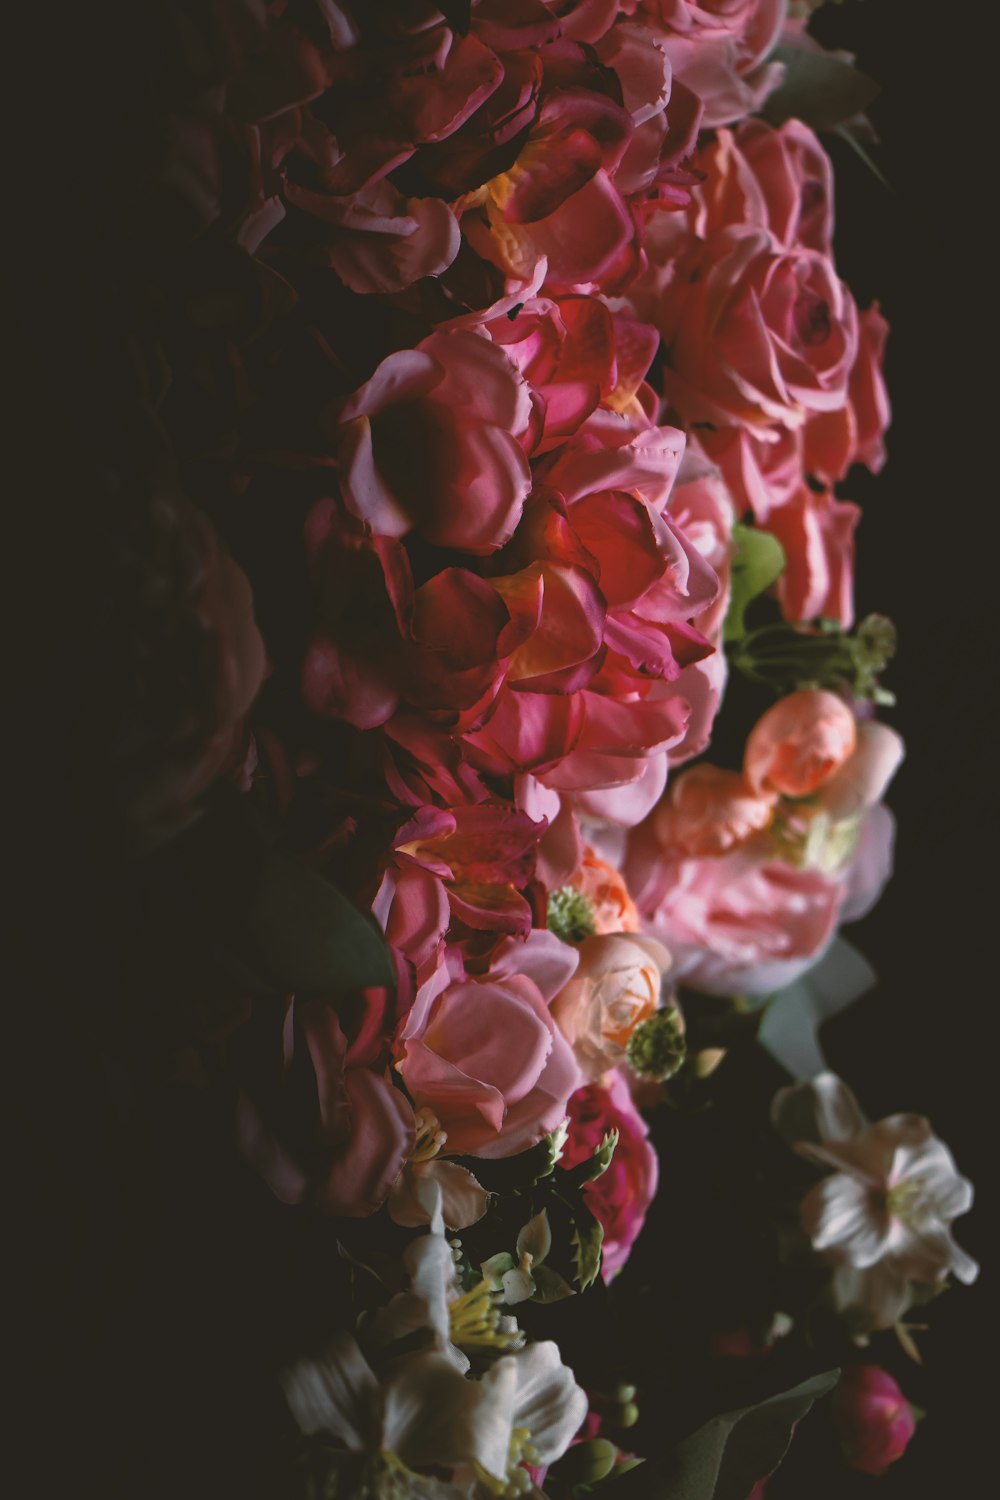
[627, 826, 843, 995]
[396, 931, 581, 1158]
[833, 1367, 917, 1476]
[562, 1069, 659, 1280]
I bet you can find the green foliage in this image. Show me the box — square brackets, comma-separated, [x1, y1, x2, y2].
[247, 851, 394, 991]
[606, 1371, 840, 1498]
[562, 1130, 619, 1189]
[762, 45, 879, 131]
[569, 1198, 605, 1292]
[723, 526, 786, 644]
[759, 937, 876, 1079]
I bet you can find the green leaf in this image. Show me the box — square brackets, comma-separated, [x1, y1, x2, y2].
[762, 45, 880, 132]
[759, 937, 875, 1080]
[607, 1371, 840, 1498]
[465, 1126, 566, 1195]
[723, 526, 786, 644]
[531, 1265, 577, 1304]
[247, 852, 394, 991]
[569, 1198, 604, 1292]
[563, 1129, 619, 1189]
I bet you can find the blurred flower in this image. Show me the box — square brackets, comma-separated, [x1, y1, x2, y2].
[833, 1366, 917, 1476]
[773, 1073, 978, 1331]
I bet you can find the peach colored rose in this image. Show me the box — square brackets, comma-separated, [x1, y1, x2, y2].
[653, 764, 775, 856]
[551, 931, 672, 1082]
[743, 690, 857, 798]
[571, 848, 642, 934]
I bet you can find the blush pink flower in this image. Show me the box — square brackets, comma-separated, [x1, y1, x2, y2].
[627, 826, 843, 995]
[327, 328, 532, 553]
[743, 690, 857, 798]
[396, 931, 581, 1158]
[562, 1069, 659, 1280]
[638, 0, 788, 128]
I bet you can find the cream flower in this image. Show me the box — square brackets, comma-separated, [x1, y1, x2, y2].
[773, 1072, 978, 1331]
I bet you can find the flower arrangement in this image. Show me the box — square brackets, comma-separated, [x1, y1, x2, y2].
[11, 2, 981, 1496]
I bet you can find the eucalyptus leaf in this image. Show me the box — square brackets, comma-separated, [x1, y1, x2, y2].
[759, 937, 875, 1080]
[723, 526, 786, 644]
[761, 45, 879, 132]
[246, 852, 394, 991]
[607, 1371, 840, 1498]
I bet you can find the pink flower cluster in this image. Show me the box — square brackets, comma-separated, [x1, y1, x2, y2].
[217, 0, 899, 1296]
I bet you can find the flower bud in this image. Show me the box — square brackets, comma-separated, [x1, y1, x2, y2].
[833, 1366, 917, 1476]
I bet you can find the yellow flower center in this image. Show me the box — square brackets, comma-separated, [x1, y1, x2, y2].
[448, 1280, 524, 1354]
[411, 1106, 447, 1164]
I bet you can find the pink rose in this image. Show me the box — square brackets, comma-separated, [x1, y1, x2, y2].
[327, 328, 532, 553]
[551, 931, 672, 1081]
[760, 483, 859, 628]
[639, 0, 788, 128]
[688, 118, 833, 254]
[397, 931, 581, 1158]
[804, 302, 891, 482]
[833, 1367, 917, 1476]
[744, 690, 857, 798]
[562, 1069, 659, 1280]
[659, 226, 859, 434]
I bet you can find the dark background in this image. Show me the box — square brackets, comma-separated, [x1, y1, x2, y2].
[7, 2, 996, 1496]
[771, 1, 997, 1489]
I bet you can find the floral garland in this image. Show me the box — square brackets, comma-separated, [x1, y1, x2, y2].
[27, 2, 978, 1495]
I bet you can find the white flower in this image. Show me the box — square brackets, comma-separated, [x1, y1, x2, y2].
[773, 1072, 978, 1330]
[281, 1335, 484, 1498]
[281, 1332, 587, 1499]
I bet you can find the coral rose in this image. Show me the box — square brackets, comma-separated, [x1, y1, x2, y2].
[743, 690, 857, 798]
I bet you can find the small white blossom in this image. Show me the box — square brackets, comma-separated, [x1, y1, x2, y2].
[773, 1071, 978, 1331]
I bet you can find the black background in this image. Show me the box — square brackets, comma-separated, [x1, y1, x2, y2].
[7, 2, 997, 1496]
